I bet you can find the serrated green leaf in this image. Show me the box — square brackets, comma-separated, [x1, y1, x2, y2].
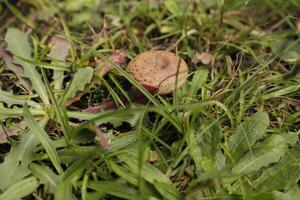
[164, 0, 181, 16]
[4, 28, 49, 104]
[199, 120, 222, 162]
[228, 111, 269, 161]
[187, 129, 203, 174]
[23, 104, 63, 174]
[62, 67, 94, 104]
[0, 89, 40, 108]
[0, 176, 39, 200]
[233, 133, 298, 174]
[29, 163, 60, 190]
[67, 108, 143, 127]
[0, 132, 37, 191]
[188, 120, 222, 173]
[254, 145, 300, 191]
[0, 118, 47, 190]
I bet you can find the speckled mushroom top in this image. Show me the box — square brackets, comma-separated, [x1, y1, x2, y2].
[127, 50, 188, 94]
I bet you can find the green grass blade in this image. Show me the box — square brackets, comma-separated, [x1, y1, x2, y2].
[41, 69, 71, 144]
[23, 104, 63, 174]
[54, 179, 72, 200]
[86, 181, 139, 200]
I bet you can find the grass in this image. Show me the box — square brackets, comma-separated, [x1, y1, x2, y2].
[0, 0, 300, 199]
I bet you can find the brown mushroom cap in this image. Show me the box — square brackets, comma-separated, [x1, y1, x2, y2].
[127, 50, 188, 94]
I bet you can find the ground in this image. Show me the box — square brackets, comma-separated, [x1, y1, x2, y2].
[0, 0, 300, 199]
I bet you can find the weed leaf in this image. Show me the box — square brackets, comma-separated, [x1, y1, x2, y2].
[254, 144, 300, 191]
[0, 130, 38, 190]
[4, 28, 49, 104]
[29, 163, 60, 190]
[233, 132, 298, 174]
[62, 67, 94, 105]
[228, 111, 269, 161]
[0, 176, 39, 200]
[164, 0, 181, 16]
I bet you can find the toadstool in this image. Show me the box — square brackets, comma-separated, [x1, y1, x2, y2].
[127, 50, 188, 94]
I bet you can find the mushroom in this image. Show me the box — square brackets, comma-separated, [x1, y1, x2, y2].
[127, 50, 188, 94]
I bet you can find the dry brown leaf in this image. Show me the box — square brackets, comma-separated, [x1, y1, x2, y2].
[297, 20, 300, 32]
[96, 50, 127, 78]
[81, 99, 117, 112]
[48, 35, 70, 90]
[95, 126, 110, 149]
[0, 46, 32, 92]
[0, 121, 27, 144]
[191, 52, 212, 65]
[48, 35, 70, 61]
[65, 85, 90, 107]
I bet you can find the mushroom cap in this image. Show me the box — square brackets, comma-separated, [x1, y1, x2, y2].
[127, 50, 188, 94]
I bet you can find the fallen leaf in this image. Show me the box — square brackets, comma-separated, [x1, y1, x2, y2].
[191, 52, 213, 65]
[96, 50, 127, 78]
[0, 121, 27, 144]
[95, 126, 110, 149]
[5, 28, 49, 104]
[297, 20, 300, 32]
[48, 35, 70, 61]
[0, 46, 32, 92]
[81, 99, 117, 113]
[65, 86, 89, 107]
[48, 35, 70, 91]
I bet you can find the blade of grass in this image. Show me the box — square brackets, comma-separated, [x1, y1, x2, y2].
[41, 69, 71, 144]
[54, 179, 72, 200]
[23, 104, 63, 174]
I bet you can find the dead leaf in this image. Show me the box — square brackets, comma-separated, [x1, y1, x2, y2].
[0, 121, 27, 144]
[191, 52, 213, 65]
[95, 126, 110, 149]
[297, 20, 300, 32]
[96, 50, 127, 78]
[48, 35, 70, 61]
[48, 35, 70, 90]
[0, 46, 32, 92]
[81, 99, 117, 112]
[65, 85, 90, 106]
